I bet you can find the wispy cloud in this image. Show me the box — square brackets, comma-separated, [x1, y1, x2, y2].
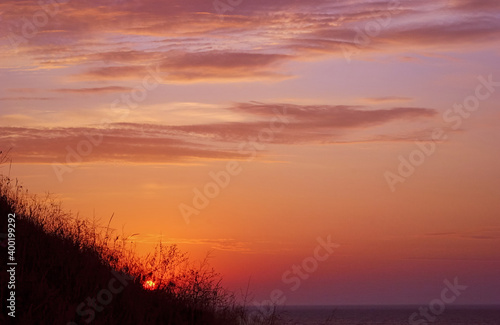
[0, 102, 438, 164]
[362, 97, 413, 104]
[0, 97, 56, 101]
[53, 86, 133, 94]
[1, 0, 498, 86]
[0, 125, 246, 164]
[129, 234, 252, 252]
[76, 52, 293, 82]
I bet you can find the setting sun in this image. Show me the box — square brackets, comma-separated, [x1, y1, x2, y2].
[143, 280, 157, 291]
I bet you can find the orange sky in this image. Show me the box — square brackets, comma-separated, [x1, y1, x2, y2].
[1, 0, 500, 305]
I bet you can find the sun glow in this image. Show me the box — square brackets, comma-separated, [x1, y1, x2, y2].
[143, 280, 157, 290]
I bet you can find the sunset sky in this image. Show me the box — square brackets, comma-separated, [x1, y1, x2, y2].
[1, 0, 499, 306]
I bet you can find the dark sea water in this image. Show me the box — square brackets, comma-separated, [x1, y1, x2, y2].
[262, 305, 500, 325]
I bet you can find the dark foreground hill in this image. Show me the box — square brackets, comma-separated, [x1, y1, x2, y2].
[0, 175, 255, 325]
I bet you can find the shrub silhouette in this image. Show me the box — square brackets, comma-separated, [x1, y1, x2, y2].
[0, 146, 284, 325]
[0, 175, 256, 324]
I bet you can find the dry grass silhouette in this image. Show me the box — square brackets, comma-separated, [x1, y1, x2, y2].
[0, 151, 281, 325]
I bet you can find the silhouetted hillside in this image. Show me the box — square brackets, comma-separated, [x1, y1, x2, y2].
[0, 175, 252, 325]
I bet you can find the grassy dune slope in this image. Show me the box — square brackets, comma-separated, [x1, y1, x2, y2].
[0, 174, 251, 325]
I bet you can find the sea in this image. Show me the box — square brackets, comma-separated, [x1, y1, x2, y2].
[247, 305, 500, 325]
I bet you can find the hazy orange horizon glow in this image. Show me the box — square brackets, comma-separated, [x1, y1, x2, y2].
[1, 0, 499, 306]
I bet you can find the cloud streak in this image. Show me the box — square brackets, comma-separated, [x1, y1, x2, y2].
[0, 97, 56, 101]
[425, 227, 500, 240]
[0, 102, 437, 164]
[126, 234, 252, 252]
[77, 52, 293, 82]
[1, 0, 498, 85]
[54, 86, 133, 94]
[362, 97, 413, 104]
